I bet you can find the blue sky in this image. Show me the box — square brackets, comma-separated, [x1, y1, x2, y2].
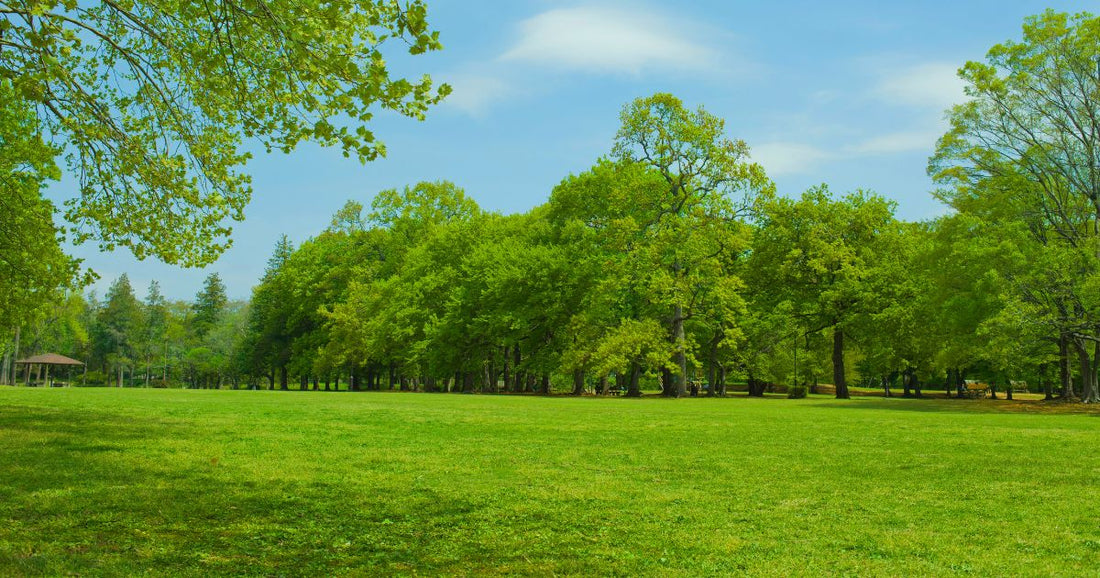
[61, 0, 1095, 301]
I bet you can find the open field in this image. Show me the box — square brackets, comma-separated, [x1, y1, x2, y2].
[1, 389, 1098, 576]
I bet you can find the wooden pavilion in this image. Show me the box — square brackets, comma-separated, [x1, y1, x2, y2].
[14, 353, 85, 387]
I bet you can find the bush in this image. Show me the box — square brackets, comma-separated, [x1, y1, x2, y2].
[79, 370, 109, 386]
[787, 385, 808, 399]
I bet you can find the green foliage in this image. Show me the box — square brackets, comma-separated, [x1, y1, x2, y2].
[0, 81, 85, 328]
[0, 0, 449, 265]
[931, 9, 1100, 402]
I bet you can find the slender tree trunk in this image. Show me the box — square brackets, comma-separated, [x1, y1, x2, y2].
[717, 365, 727, 396]
[540, 374, 550, 395]
[1040, 363, 1053, 400]
[9, 326, 20, 385]
[670, 304, 688, 398]
[1060, 334, 1075, 398]
[707, 334, 719, 397]
[334, 373, 341, 391]
[902, 370, 912, 398]
[512, 344, 523, 392]
[0, 335, 10, 386]
[883, 375, 891, 398]
[833, 326, 849, 399]
[502, 346, 511, 393]
[599, 375, 609, 395]
[1085, 340, 1100, 403]
[279, 366, 288, 390]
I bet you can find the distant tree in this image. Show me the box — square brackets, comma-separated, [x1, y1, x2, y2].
[247, 236, 295, 389]
[95, 275, 142, 386]
[749, 187, 900, 399]
[141, 281, 169, 385]
[192, 273, 228, 340]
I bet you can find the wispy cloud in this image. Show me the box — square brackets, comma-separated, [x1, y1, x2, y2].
[750, 142, 835, 177]
[847, 129, 942, 156]
[442, 73, 520, 118]
[499, 6, 721, 75]
[872, 62, 966, 111]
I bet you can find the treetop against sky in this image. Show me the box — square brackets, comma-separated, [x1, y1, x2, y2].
[48, 0, 1086, 301]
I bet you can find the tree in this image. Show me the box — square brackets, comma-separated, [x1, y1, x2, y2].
[0, 81, 84, 332]
[140, 280, 169, 385]
[0, 0, 450, 265]
[246, 236, 295, 388]
[748, 186, 900, 399]
[192, 273, 227, 339]
[94, 274, 142, 386]
[930, 10, 1100, 402]
[607, 93, 772, 397]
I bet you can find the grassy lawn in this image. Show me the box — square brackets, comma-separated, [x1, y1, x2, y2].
[1, 388, 1098, 576]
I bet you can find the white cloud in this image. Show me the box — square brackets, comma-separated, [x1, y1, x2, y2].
[750, 142, 834, 177]
[847, 129, 943, 156]
[500, 6, 718, 75]
[872, 62, 967, 111]
[442, 73, 519, 117]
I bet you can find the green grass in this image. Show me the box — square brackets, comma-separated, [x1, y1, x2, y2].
[1, 388, 1098, 576]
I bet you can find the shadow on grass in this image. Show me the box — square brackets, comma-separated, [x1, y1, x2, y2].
[0, 404, 546, 575]
[805, 396, 1100, 417]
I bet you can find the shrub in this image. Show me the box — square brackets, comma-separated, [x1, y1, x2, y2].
[787, 385, 808, 399]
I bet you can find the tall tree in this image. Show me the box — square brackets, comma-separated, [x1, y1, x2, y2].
[930, 10, 1100, 402]
[95, 274, 142, 386]
[192, 273, 228, 339]
[609, 93, 772, 397]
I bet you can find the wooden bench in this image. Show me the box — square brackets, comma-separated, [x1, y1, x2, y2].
[962, 381, 989, 399]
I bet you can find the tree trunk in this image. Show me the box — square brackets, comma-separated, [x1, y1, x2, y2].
[833, 326, 849, 399]
[571, 368, 585, 396]
[707, 333, 719, 397]
[883, 375, 891, 398]
[717, 365, 727, 396]
[747, 371, 765, 397]
[599, 375, 610, 395]
[627, 363, 641, 397]
[540, 374, 550, 395]
[1060, 334, 1075, 398]
[502, 346, 511, 393]
[670, 304, 688, 398]
[902, 370, 912, 398]
[279, 366, 288, 390]
[512, 345, 523, 392]
[1084, 340, 1100, 403]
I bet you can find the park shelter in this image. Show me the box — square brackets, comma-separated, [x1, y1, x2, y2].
[14, 353, 84, 387]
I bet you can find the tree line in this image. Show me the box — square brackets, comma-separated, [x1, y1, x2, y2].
[3, 11, 1098, 403]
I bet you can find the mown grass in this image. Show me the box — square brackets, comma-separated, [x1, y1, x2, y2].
[0, 388, 1097, 576]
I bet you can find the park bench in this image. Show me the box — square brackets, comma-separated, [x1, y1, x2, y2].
[962, 381, 989, 399]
